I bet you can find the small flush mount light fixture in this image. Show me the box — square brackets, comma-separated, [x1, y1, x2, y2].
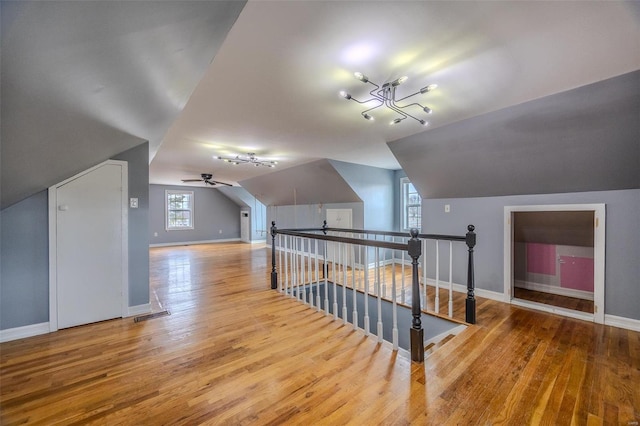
[339, 72, 437, 125]
[216, 153, 278, 168]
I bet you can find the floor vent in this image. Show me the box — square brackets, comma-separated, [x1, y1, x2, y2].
[134, 310, 170, 323]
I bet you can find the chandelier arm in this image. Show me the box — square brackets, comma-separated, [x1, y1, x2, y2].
[361, 102, 386, 115]
[394, 91, 422, 102]
[350, 96, 383, 104]
[391, 101, 426, 109]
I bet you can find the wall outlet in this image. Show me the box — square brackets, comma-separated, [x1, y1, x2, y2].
[154, 232, 158, 237]
[219, 229, 223, 234]
[444, 204, 451, 213]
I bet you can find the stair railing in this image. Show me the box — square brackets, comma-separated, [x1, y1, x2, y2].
[269, 222, 476, 362]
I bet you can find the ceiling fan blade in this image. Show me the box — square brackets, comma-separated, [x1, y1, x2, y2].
[181, 179, 203, 182]
[211, 180, 233, 187]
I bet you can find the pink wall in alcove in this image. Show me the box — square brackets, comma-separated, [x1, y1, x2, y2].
[526, 243, 556, 275]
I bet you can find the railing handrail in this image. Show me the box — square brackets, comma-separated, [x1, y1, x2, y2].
[278, 225, 469, 243]
[323, 227, 467, 243]
[275, 229, 407, 251]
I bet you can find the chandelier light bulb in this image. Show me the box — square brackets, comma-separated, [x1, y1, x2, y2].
[419, 120, 429, 126]
[339, 90, 352, 100]
[391, 118, 402, 125]
[420, 84, 438, 94]
[362, 113, 374, 121]
[354, 72, 369, 83]
[423, 106, 432, 114]
[392, 76, 408, 87]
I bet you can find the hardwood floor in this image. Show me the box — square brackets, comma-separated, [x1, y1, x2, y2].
[1, 242, 638, 424]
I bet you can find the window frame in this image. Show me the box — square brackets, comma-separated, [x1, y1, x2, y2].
[400, 177, 421, 231]
[165, 190, 195, 231]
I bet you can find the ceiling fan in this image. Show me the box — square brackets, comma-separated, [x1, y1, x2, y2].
[181, 173, 232, 187]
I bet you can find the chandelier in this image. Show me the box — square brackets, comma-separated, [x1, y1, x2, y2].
[339, 72, 437, 126]
[216, 153, 278, 168]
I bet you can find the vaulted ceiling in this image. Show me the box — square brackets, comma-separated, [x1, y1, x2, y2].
[2, 1, 639, 209]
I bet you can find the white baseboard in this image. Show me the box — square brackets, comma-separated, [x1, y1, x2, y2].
[251, 239, 267, 244]
[150, 238, 241, 248]
[605, 314, 640, 332]
[127, 303, 151, 317]
[510, 298, 595, 321]
[514, 279, 594, 301]
[0, 322, 50, 342]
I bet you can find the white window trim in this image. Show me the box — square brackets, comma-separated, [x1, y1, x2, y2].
[400, 177, 421, 231]
[166, 190, 194, 231]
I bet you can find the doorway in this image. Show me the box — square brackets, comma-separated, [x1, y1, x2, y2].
[504, 204, 605, 323]
[49, 160, 128, 330]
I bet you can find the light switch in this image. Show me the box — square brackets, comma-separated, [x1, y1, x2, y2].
[444, 204, 450, 213]
[130, 198, 139, 208]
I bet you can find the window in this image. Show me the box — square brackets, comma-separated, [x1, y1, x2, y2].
[401, 178, 421, 230]
[166, 190, 194, 230]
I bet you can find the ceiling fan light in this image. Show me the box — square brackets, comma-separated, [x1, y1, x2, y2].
[354, 72, 369, 83]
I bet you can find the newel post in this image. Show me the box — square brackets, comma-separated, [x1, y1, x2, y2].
[465, 224, 476, 324]
[270, 221, 278, 290]
[408, 228, 424, 363]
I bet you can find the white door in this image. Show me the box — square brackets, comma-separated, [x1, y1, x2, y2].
[241, 211, 250, 243]
[55, 162, 125, 329]
[326, 209, 353, 265]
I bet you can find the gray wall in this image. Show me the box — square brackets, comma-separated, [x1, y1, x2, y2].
[218, 186, 267, 241]
[329, 160, 395, 231]
[422, 189, 640, 320]
[0, 142, 151, 330]
[389, 71, 640, 200]
[149, 184, 241, 245]
[0, 191, 49, 329]
[113, 142, 150, 306]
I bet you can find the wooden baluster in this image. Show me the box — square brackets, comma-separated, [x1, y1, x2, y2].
[278, 234, 283, 292]
[401, 238, 406, 304]
[307, 238, 313, 307]
[301, 238, 306, 304]
[382, 236, 387, 298]
[435, 240, 440, 314]
[392, 251, 398, 350]
[270, 222, 278, 289]
[315, 239, 321, 311]
[342, 242, 348, 325]
[363, 246, 370, 336]
[352, 243, 358, 330]
[448, 241, 453, 318]
[376, 247, 383, 343]
[323, 239, 329, 315]
[283, 235, 289, 296]
[466, 225, 477, 324]
[409, 229, 424, 363]
[422, 238, 427, 311]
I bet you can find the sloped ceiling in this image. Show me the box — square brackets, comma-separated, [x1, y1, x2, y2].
[388, 71, 640, 199]
[239, 159, 361, 206]
[150, 1, 640, 188]
[1, 1, 246, 208]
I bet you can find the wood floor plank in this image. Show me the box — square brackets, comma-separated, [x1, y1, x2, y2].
[1, 242, 639, 424]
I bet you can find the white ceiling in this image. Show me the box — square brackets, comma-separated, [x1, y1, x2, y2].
[150, 0, 640, 187]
